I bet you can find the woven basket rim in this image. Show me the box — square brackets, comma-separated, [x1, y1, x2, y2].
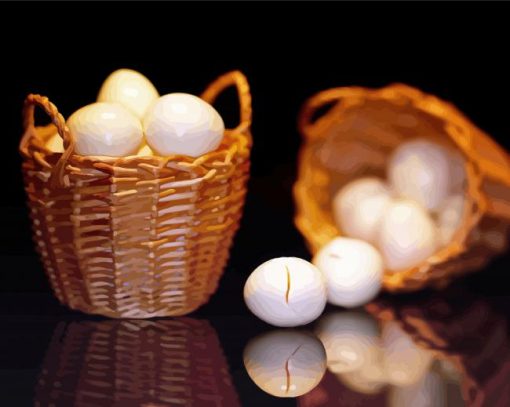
[20, 70, 252, 188]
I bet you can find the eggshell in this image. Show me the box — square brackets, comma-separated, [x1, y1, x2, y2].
[67, 102, 143, 157]
[378, 200, 438, 271]
[388, 139, 453, 211]
[243, 330, 327, 398]
[332, 177, 393, 243]
[46, 132, 64, 153]
[143, 93, 224, 157]
[436, 194, 465, 247]
[136, 144, 154, 157]
[313, 237, 384, 308]
[97, 68, 159, 119]
[244, 257, 327, 327]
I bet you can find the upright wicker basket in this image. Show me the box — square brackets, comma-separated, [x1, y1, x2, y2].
[20, 71, 252, 318]
[295, 84, 510, 292]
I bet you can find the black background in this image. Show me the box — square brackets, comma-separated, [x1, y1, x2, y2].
[1, 3, 510, 406]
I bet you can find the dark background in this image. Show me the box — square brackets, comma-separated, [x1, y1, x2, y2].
[1, 3, 510, 406]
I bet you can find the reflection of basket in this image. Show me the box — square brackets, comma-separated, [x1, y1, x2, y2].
[295, 84, 510, 292]
[367, 290, 510, 407]
[34, 318, 240, 407]
[20, 71, 252, 318]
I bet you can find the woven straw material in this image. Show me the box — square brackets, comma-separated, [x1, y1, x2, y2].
[20, 71, 252, 318]
[34, 318, 240, 407]
[295, 84, 510, 293]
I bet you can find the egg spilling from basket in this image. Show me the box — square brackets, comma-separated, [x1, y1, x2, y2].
[21, 69, 252, 318]
[294, 84, 510, 299]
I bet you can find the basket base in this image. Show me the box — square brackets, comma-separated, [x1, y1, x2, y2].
[59, 298, 208, 319]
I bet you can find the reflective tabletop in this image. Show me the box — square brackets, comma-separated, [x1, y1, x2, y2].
[1, 259, 509, 406]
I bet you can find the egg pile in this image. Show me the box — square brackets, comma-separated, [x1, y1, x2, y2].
[244, 138, 467, 328]
[334, 139, 466, 271]
[47, 69, 225, 158]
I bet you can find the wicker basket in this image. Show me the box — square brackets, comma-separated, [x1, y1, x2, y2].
[366, 290, 510, 407]
[294, 84, 510, 292]
[34, 318, 240, 407]
[20, 71, 252, 318]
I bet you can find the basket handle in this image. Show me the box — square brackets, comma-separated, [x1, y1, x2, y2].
[201, 70, 252, 133]
[21, 94, 75, 188]
[298, 88, 352, 139]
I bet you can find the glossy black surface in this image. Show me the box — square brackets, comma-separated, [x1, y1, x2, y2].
[2, 3, 510, 406]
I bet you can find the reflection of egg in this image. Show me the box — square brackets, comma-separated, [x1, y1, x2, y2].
[337, 363, 387, 395]
[332, 177, 393, 244]
[97, 69, 159, 119]
[388, 370, 446, 407]
[388, 139, 453, 211]
[67, 103, 143, 157]
[46, 133, 64, 153]
[378, 200, 438, 271]
[244, 257, 327, 327]
[313, 237, 383, 308]
[437, 359, 462, 383]
[143, 93, 224, 157]
[382, 322, 433, 386]
[243, 330, 327, 398]
[315, 311, 381, 374]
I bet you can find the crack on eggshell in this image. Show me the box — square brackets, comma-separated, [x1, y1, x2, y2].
[284, 358, 291, 393]
[284, 344, 303, 394]
[285, 265, 291, 304]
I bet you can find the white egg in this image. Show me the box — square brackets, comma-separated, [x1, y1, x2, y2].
[388, 139, 453, 211]
[315, 311, 381, 374]
[97, 68, 159, 119]
[313, 237, 384, 308]
[332, 177, 394, 244]
[382, 322, 433, 386]
[46, 132, 64, 153]
[67, 103, 143, 157]
[143, 93, 224, 157]
[243, 330, 327, 398]
[136, 144, 154, 157]
[378, 200, 438, 271]
[388, 370, 447, 407]
[244, 257, 327, 327]
[436, 194, 465, 247]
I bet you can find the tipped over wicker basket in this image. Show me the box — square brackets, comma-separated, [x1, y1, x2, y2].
[295, 84, 510, 292]
[20, 71, 252, 318]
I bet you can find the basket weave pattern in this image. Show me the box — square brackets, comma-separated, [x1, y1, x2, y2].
[20, 71, 252, 318]
[295, 84, 510, 292]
